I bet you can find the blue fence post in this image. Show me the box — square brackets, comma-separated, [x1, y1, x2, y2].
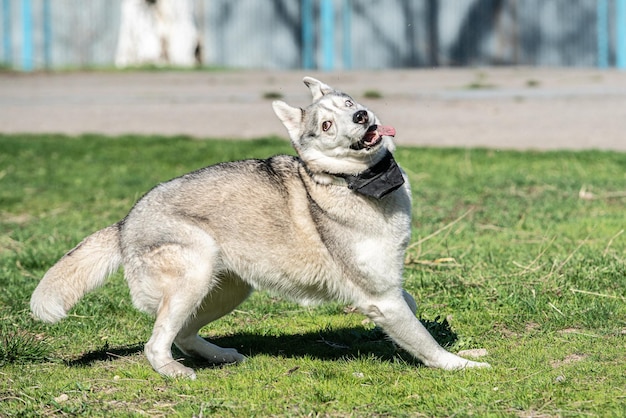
[21, 0, 33, 71]
[342, 0, 352, 70]
[615, 0, 626, 69]
[320, 0, 334, 71]
[43, 0, 52, 69]
[617, 0, 626, 68]
[2, 0, 11, 66]
[597, 0, 609, 68]
[301, 0, 314, 69]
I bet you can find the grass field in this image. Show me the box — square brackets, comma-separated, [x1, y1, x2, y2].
[0, 133, 624, 417]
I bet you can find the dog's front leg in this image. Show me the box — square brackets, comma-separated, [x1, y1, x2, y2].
[361, 292, 490, 370]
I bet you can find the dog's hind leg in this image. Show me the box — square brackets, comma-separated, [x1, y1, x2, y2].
[174, 273, 252, 364]
[138, 241, 219, 379]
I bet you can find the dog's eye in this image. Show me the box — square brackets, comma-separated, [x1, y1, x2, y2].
[322, 121, 332, 132]
[345, 100, 354, 107]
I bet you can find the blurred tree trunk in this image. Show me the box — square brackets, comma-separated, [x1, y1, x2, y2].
[115, 0, 201, 68]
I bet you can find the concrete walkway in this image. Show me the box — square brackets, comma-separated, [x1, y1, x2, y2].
[1, 68, 625, 151]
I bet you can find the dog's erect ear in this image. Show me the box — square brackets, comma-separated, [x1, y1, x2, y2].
[272, 100, 303, 140]
[303, 77, 335, 102]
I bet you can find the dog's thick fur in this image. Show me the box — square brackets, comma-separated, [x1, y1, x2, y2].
[31, 77, 489, 378]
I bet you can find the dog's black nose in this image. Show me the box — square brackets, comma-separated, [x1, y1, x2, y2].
[352, 110, 369, 125]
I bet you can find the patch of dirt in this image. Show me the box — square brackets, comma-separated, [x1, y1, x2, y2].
[457, 348, 488, 359]
[525, 322, 541, 332]
[550, 353, 588, 368]
[558, 328, 582, 334]
[514, 410, 557, 418]
[1, 212, 33, 224]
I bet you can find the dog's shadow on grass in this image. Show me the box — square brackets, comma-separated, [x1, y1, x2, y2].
[206, 317, 459, 367]
[67, 317, 458, 369]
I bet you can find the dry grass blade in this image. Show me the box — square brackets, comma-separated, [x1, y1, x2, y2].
[408, 257, 461, 267]
[570, 288, 626, 302]
[579, 186, 626, 200]
[540, 236, 589, 282]
[408, 208, 475, 250]
[603, 229, 624, 256]
[513, 236, 556, 276]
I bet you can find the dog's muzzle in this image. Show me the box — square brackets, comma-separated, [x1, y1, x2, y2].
[352, 110, 369, 125]
[350, 124, 396, 150]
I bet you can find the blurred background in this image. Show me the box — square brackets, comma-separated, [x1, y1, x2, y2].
[1, 0, 626, 72]
[2, 0, 626, 150]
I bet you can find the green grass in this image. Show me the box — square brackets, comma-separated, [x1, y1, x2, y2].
[362, 90, 384, 99]
[1, 134, 625, 417]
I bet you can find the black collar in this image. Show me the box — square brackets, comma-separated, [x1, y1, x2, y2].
[336, 152, 405, 199]
[301, 152, 405, 199]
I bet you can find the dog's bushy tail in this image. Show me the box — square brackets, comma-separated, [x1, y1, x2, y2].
[30, 224, 122, 323]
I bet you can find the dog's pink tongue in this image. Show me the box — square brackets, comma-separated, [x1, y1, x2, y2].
[377, 125, 396, 137]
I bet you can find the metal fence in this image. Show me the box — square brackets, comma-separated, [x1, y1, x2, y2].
[1, 0, 626, 71]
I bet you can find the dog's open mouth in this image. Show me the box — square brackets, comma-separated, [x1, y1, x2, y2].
[350, 124, 396, 150]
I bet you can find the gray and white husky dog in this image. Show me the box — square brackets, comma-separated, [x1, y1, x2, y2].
[31, 77, 489, 378]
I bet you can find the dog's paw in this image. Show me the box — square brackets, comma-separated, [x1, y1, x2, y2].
[175, 336, 246, 365]
[157, 361, 197, 380]
[207, 347, 245, 364]
[427, 352, 491, 370]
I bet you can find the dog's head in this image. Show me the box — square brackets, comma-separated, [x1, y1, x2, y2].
[272, 77, 396, 175]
